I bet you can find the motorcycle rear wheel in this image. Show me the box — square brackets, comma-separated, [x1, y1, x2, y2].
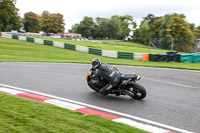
[126, 83, 146, 100]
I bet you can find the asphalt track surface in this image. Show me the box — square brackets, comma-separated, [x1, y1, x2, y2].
[0, 62, 199, 132]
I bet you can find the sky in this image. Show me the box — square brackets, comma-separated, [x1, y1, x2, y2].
[16, 0, 200, 32]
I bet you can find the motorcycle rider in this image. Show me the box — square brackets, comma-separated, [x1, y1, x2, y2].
[91, 58, 121, 95]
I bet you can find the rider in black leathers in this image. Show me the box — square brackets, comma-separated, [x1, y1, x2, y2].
[91, 58, 121, 95]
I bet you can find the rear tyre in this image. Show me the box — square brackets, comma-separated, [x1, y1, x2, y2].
[126, 83, 146, 100]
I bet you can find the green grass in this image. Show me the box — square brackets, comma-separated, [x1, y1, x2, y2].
[32, 37, 167, 54]
[0, 37, 200, 70]
[0, 92, 148, 133]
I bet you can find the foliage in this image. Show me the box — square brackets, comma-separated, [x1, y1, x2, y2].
[69, 17, 95, 38]
[115, 15, 136, 40]
[165, 13, 195, 52]
[49, 13, 65, 33]
[39, 11, 65, 34]
[133, 13, 196, 52]
[69, 15, 136, 40]
[94, 17, 117, 39]
[39, 11, 51, 33]
[194, 26, 200, 39]
[22, 11, 65, 34]
[135, 21, 150, 45]
[0, 0, 22, 31]
[23, 12, 40, 33]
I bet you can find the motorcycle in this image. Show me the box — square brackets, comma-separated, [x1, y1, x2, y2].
[86, 68, 146, 100]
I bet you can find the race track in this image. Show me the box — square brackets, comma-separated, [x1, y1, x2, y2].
[0, 62, 199, 132]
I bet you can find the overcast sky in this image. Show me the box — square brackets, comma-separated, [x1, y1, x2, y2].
[16, 0, 200, 31]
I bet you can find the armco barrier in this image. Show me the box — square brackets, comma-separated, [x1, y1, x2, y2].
[27, 37, 34, 43]
[76, 45, 89, 53]
[18, 36, 27, 41]
[102, 50, 118, 58]
[64, 43, 76, 50]
[44, 40, 53, 46]
[89, 48, 102, 56]
[2, 34, 12, 38]
[12, 35, 18, 40]
[118, 52, 133, 59]
[134, 53, 144, 60]
[53, 41, 65, 48]
[2, 33, 200, 63]
[34, 38, 44, 44]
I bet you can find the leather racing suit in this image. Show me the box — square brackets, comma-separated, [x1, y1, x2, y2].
[95, 63, 121, 95]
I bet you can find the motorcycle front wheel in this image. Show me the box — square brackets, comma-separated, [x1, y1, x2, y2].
[87, 81, 100, 92]
[126, 83, 146, 100]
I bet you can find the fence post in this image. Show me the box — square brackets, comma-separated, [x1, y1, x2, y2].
[195, 39, 200, 53]
[148, 38, 151, 54]
[171, 38, 174, 51]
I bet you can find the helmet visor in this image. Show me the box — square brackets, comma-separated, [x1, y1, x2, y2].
[92, 61, 98, 66]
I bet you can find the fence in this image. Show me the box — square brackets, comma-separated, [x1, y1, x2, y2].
[195, 39, 200, 53]
[149, 38, 199, 54]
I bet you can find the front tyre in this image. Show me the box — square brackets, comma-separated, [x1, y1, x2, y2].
[126, 83, 146, 100]
[87, 81, 100, 92]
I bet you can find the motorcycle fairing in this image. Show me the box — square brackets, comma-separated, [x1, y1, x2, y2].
[121, 73, 138, 80]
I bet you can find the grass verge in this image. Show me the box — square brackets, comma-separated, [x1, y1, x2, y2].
[0, 92, 148, 133]
[0, 37, 199, 70]
[32, 37, 168, 53]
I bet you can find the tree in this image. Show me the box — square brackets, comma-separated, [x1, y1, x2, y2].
[165, 13, 195, 52]
[69, 15, 136, 40]
[0, 0, 22, 31]
[49, 13, 65, 33]
[94, 17, 109, 38]
[150, 17, 163, 38]
[138, 21, 150, 45]
[117, 15, 136, 40]
[143, 14, 157, 29]
[40, 11, 65, 34]
[39, 11, 51, 34]
[23, 12, 40, 32]
[194, 26, 200, 39]
[69, 16, 96, 38]
[133, 13, 195, 52]
[94, 17, 117, 39]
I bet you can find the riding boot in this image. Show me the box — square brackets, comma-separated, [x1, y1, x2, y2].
[100, 84, 112, 95]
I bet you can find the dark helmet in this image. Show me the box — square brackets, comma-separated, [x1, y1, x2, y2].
[92, 58, 101, 69]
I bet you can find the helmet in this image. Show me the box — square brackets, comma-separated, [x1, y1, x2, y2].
[92, 58, 101, 69]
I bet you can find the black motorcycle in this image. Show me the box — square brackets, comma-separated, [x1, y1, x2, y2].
[86, 68, 146, 100]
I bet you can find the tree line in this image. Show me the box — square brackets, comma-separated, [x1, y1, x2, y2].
[69, 15, 136, 40]
[133, 14, 200, 52]
[0, 0, 65, 34]
[23, 11, 65, 34]
[69, 13, 200, 52]
[1, 0, 200, 52]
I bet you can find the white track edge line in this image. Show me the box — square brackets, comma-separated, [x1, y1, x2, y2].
[113, 118, 170, 133]
[0, 83, 194, 133]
